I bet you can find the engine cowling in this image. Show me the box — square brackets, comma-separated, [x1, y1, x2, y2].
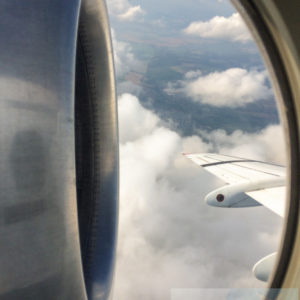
[205, 178, 285, 208]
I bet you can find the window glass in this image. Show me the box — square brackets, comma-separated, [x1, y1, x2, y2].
[107, 0, 286, 298]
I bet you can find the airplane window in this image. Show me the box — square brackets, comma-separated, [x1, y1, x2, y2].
[106, 0, 286, 299]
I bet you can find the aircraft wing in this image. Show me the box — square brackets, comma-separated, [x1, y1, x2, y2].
[246, 187, 285, 217]
[183, 153, 286, 217]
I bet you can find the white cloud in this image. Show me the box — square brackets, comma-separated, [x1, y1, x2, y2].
[184, 70, 203, 80]
[113, 93, 285, 299]
[107, 0, 145, 21]
[107, 0, 128, 12]
[111, 30, 144, 80]
[118, 5, 145, 21]
[118, 93, 159, 143]
[111, 30, 135, 78]
[183, 13, 252, 42]
[199, 125, 286, 165]
[165, 68, 272, 107]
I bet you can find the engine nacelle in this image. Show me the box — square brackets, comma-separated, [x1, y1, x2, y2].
[205, 178, 285, 208]
[253, 252, 277, 282]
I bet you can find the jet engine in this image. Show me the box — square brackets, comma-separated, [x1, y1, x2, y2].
[0, 1, 118, 299]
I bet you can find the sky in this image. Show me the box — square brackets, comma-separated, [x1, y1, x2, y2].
[106, 1, 286, 299]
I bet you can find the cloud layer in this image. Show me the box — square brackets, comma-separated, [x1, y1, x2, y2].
[109, 7, 284, 298]
[183, 13, 252, 42]
[113, 93, 285, 299]
[165, 68, 272, 107]
[111, 29, 145, 92]
[199, 125, 286, 165]
[118, 5, 145, 21]
[107, 0, 145, 21]
[118, 93, 159, 143]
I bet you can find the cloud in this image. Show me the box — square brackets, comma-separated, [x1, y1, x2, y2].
[165, 68, 272, 107]
[118, 93, 159, 143]
[107, 0, 145, 21]
[198, 125, 286, 165]
[118, 5, 145, 21]
[113, 93, 284, 299]
[111, 30, 144, 81]
[183, 13, 252, 42]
